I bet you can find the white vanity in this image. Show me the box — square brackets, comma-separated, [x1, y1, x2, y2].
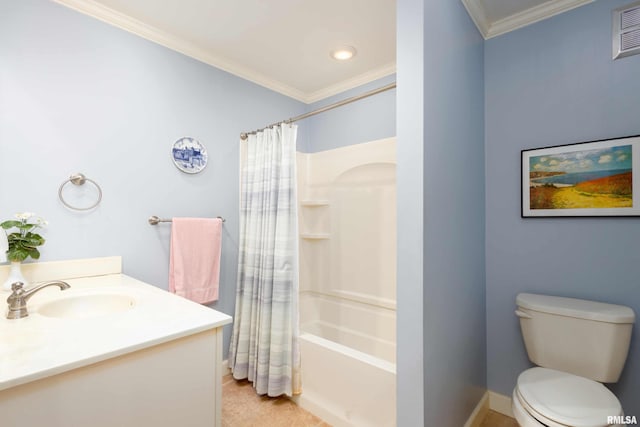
[0, 257, 232, 427]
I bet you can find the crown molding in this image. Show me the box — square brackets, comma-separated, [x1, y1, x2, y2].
[463, 0, 595, 40]
[461, 0, 490, 38]
[303, 63, 396, 104]
[486, 0, 595, 39]
[52, 0, 396, 104]
[53, 0, 310, 102]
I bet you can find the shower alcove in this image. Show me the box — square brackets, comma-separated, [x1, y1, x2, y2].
[295, 137, 396, 427]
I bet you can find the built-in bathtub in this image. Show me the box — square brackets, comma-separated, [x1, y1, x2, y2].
[295, 292, 396, 427]
[296, 332, 396, 427]
[295, 137, 397, 426]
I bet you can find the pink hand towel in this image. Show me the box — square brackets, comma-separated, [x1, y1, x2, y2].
[169, 217, 222, 304]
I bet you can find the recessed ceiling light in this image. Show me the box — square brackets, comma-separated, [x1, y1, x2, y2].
[331, 46, 357, 61]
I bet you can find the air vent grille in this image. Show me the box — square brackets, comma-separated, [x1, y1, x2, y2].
[613, 1, 640, 59]
[621, 6, 640, 29]
[621, 28, 640, 51]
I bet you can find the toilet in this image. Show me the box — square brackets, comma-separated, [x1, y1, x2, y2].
[512, 293, 635, 427]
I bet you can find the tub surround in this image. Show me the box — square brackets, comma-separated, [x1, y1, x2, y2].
[0, 256, 232, 426]
[300, 292, 396, 363]
[297, 137, 397, 319]
[295, 138, 397, 426]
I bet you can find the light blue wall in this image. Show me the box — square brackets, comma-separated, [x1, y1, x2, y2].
[398, 0, 486, 425]
[303, 74, 396, 153]
[485, 0, 640, 413]
[0, 0, 305, 357]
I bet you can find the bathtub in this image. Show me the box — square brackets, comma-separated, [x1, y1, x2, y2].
[295, 292, 397, 427]
[295, 138, 397, 426]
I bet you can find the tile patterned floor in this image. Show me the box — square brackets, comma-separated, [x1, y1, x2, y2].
[221, 374, 330, 427]
[222, 374, 518, 427]
[480, 410, 519, 427]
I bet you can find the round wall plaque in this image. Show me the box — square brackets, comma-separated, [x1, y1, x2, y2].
[171, 137, 208, 174]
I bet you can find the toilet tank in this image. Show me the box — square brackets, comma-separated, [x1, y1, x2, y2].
[516, 293, 635, 383]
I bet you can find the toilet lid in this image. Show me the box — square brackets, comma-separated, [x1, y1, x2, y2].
[517, 367, 622, 427]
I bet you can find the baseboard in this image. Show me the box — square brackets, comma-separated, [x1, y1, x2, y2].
[464, 392, 490, 427]
[292, 393, 353, 427]
[222, 359, 231, 376]
[489, 391, 514, 418]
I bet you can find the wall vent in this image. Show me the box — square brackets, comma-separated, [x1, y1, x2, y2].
[613, 1, 640, 59]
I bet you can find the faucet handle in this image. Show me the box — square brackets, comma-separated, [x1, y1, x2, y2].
[7, 282, 24, 308]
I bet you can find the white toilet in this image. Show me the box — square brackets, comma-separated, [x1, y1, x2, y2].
[512, 293, 635, 427]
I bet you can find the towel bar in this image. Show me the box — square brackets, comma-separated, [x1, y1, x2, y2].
[148, 215, 225, 225]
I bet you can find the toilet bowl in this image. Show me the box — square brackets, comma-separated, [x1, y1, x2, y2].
[513, 293, 635, 427]
[512, 367, 623, 427]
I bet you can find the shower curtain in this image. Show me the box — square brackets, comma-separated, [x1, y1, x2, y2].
[228, 123, 301, 397]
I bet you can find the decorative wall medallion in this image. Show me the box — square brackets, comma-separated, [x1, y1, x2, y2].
[172, 137, 208, 174]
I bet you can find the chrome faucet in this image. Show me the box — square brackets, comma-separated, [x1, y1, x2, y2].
[6, 281, 70, 319]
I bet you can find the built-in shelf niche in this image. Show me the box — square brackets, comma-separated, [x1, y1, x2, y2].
[299, 199, 330, 238]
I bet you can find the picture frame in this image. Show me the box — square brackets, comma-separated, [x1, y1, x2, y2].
[521, 135, 640, 217]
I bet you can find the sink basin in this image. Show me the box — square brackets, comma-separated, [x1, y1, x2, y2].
[37, 294, 136, 319]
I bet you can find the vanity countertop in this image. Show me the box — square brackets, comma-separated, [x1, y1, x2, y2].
[0, 273, 232, 391]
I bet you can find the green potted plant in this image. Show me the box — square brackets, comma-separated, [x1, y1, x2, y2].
[1, 212, 47, 291]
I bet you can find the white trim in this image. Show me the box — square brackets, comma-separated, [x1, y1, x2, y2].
[486, 0, 595, 39]
[52, 0, 394, 103]
[52, 0, 308, 102]
[303, 63, 396, 104]
[461, 0, 490, 38]
[221, 359, 231, 377]
[462, 0, 594, 40]
[292, 393, 352, 427]
[463, 392, 490, 427]
[489, 390, 514, 418]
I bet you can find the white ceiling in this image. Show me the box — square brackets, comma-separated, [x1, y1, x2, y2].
[53, 0, 594, 103]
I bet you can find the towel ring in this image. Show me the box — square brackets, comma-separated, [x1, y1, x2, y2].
[58, 173, 102, 211]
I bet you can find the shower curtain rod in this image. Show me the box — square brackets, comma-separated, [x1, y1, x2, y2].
[239, 81, 396, 140]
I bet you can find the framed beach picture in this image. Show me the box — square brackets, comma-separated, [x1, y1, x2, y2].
[522, 135, 640, 217]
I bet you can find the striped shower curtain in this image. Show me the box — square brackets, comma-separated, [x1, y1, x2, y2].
[228, 123, 301, 397]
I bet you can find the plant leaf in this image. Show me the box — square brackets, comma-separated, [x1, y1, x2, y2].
[1, 220, 21, 229]
[7, 247, 29, 262]
[15, 223, 35, 231]
[27, 248, 41, 260]
[23, 233, 45, 246]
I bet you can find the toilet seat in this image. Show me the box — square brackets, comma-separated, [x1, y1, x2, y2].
[516, 367, 622, 427]
[512, 390, 546, 427]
